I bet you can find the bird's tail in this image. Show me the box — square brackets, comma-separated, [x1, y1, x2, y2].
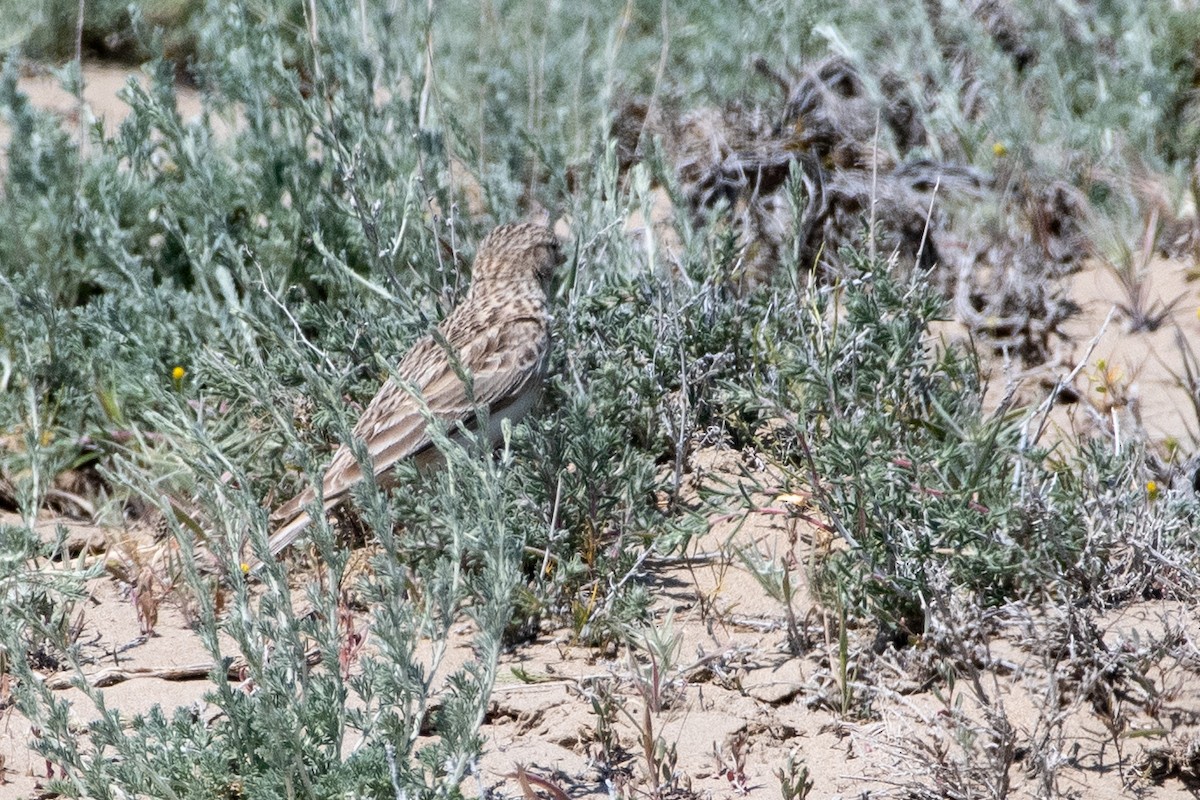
[245, 491, 342, 573]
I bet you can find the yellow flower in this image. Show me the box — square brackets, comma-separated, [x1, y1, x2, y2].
[240, 562, 251, 574]
[1146, 480, 1160, 500]
[993, 142, 1008, 157]
[172, 366, 186, 381]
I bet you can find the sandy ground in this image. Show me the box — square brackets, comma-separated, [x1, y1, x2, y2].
[2, 65, 1199, 799]
[0, 63, 210, 153]
[1060, 258, 1200, 445]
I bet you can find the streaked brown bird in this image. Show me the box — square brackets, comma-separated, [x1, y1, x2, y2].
[263, 222, 563, 559]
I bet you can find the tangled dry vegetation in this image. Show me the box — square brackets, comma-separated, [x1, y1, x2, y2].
[610, 51, 1104, 368]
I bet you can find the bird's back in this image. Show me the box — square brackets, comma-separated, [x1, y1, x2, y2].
[261, 222, 560, 561]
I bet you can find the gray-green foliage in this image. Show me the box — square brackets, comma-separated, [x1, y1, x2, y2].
[752, 264, 1199, 638]
[418, 0, 1200, 191]
[0, 4, 537, 799]
[2, 0, 1200, 797]
[0, 2, 729, 795]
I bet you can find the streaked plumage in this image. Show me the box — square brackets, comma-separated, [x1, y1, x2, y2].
[264, 222, 562, 560]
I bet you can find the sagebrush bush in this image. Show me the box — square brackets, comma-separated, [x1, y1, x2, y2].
[0, 2, 770, 794]
[742, 261, 1200, 640]
[3, 0, 1200, 797]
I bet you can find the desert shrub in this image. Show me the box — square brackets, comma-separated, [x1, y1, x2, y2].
[748, 260, 1200, 640]
[2, 0, 1200, 796]
[0, 4, 566, 798]
[0, 3, 764, 794]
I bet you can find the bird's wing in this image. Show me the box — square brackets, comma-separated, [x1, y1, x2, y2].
[333, 313, 547, 489]
[265, 314, 546, 557]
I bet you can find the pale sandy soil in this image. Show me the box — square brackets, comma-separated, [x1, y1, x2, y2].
[1059, 257, 1200, 446]
[0, 62, 219, 163]
[1, 65, 1199, 799]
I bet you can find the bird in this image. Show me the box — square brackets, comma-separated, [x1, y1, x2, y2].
[261, 222, 563, 561]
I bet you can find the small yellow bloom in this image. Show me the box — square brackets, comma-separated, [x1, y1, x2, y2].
[39, 429, 54, 446]
[172, 366, 186, 381]
[1146, 480, 1160, 500]
[993, 142, 1008, 157]
[240, 562, 251, 574]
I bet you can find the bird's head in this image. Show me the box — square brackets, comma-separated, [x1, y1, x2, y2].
[471, 222, 565, 291]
